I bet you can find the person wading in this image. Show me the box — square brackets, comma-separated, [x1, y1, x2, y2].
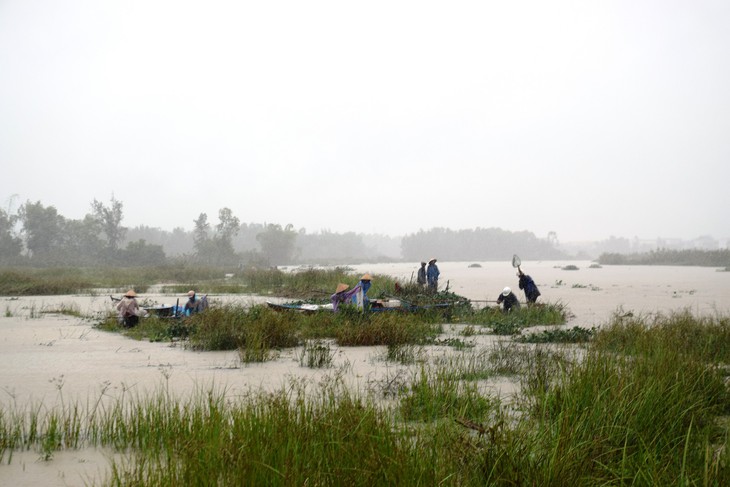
[116, 289, 141, 327]
[426, 258, 440, 292]
[517, 268, 541, 304]
[417, 262, 427, 287]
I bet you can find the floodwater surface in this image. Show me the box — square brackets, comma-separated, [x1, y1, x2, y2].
[0, 261, 728, 485]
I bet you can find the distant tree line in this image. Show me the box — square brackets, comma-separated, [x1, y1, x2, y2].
[0, 197, 165, 267]
[401, 227, 566, 262]
[598, 249, 730, 267]
[1, 198, 568, 267]
[0, 198, 397, 267]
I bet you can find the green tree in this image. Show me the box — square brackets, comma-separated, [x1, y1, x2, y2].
[193, 213, 210, 254]
[18, 201, 65, 261]
[61, 215, 104, 264]
[193, 209, 241, 265]
[0, 208, 22, 263]
[213, 207, 240, 263]
[91, 196, 126, 253]
[192, 213, 216, 264]
[216, 208, 240, 242]
[123, 239, 166, 266]
[256, 223, 297, 265]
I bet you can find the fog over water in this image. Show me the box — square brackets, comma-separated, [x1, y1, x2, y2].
[1, 1, 729, 243]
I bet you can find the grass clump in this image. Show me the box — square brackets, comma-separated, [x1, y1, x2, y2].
[399, 366, 499, 422]
[40, 302, 83, 317]
[335, 312, 441, 347]
[299, 340, 335, 368]
[94, 304, 442, 361]
[492, 311, 730, 485]
[515, 326, 595, 343]
[467, 301, 569, 327]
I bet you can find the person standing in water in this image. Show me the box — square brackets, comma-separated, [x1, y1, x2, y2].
[426, 258, 440, 292]
[116, 289, 141, 327]
[417, 262, 427, 287]
[184, 290, 209, 315]
[517, 268, 541, 304]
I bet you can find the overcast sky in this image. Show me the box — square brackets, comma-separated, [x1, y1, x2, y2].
[1, 0, 728, 243]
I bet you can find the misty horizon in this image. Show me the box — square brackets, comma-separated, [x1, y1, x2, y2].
[2, 1, 729, 244]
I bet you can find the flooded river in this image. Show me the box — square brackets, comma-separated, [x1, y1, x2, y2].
[0, 261, 727, 485]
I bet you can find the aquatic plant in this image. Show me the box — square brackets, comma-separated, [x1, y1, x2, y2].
[299, 339, 335, 368]
[515, 326, 594, 344]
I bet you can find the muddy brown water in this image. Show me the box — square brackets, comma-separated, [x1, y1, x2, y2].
[1, 261, 728, 485]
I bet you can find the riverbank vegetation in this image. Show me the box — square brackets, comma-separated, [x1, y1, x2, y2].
[0, 266, 387, 297]
[1, 310, 728, 484]
[94, 300, 569, 355]
[93, 286, 570, 355]
[599, 248, 730, 267]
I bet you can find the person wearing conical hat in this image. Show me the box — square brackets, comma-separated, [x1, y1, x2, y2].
[426, 258, 440, 292]
[352, 273, 372, 310]
[330, 274, 374, 312]
[116, 289, 141, 327]
[330, 283, 351, 312]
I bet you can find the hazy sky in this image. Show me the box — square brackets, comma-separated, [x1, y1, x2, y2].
[1, 0, 728, 243]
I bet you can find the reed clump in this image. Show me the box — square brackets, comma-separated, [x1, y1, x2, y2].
[466, 301, 570, 334]
[399, 366, 498, 422]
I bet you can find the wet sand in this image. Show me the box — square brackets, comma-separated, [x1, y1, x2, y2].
[0, 261, 728, 485]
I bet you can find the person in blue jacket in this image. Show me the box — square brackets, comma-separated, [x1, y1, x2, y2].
[517, 268, 541, 304]
[184, 290, 209, 315]
[426, 258, 440, 292]
[330, 274, 373, 312]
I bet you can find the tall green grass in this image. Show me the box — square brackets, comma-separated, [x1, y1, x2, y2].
[0, 266, 395, 298]
[6, 310, 729, 485]
[95, 305, 443, 362]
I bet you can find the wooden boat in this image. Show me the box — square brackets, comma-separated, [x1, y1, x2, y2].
[266, 297, 461, 314]
[266, 301, 334, 313]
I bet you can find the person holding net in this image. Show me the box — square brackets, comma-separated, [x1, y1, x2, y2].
[512, 254, 541, 304]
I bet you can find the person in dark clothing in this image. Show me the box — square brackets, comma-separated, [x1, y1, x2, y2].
[426, 258, 440, 292]
[417, 262, 427, 287]
[517, 268, 541, 304]
[496, 286, 520, 312]
[184, 290, 209, 315]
